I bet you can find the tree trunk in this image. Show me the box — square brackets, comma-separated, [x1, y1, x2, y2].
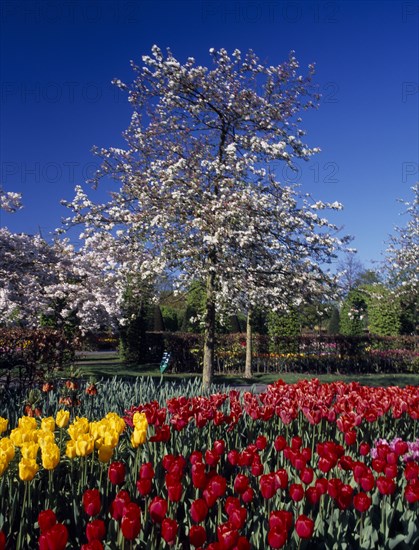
[244, 309, 252, 379]
[203, 271, 216, 389]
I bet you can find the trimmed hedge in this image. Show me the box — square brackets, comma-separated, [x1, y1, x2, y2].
[142, 332, 418, 375]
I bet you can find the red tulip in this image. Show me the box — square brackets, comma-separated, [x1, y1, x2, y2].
[315, 477, 328, 495]
[208, 475, 227, 499]
[86, 519, 106, 542]
[213, 439, 226, 456]
[386, 451, 398, 465]
[136, 477, 152, 496]
[139, 462, 154, 479]
[336, 484, 353, 510]
[235, 536, 251, 550]
[224, 496, 241, 516]
[352, 461, 369, 482]
[161, 518, 178, 545]
[108, 461, 126, 485]
[274, 436, 287, 452]
[192, 462, 207, 490]
[269, 510, 293, 531]
[327, 478, 343, 499]
[260, 473, 276, 499]
[241, 486, 254, 504]
[234, 474, 249, 494]
[228, 506, 247, 530]
[289, 483, 304, 502]
[238, 449, 254, 467]
[295, 514, 314, 539]
[353, 492, 372, 513]
[256, 435, 267, 450]
[344, 430, 357, 446]
[167, 480, 183, 502]
[83, 489, 101, 517]
[227, 450, 240, 466]
[275, 469, 288, 490]
[305, 486, 321, 506]
[81, 541, 104, 550]
[190, 498, 209, 523]
[149, 424, 171, 442]
[217, 521, 239, 549]
[299, 467, 314, 485]
[267, 528, 287, 549]
[45, 524, 69, 550]
[110, 490, 131, 521]
[301, 447, 312, 462]
[404, 480, 419, 504]
[251, 457, 263, 476]
[291, 436, 302, 450]
[384, 463, 398, 479]
[372, 458, 386, 473]
[394, 440, 408, 456]
[359, 442, 370, 456]
[404, 462, 419, 481]
[38, 509, 57, 534]
[189, 525, 207, 547]
[190, 451, 203, 464]
[376, 476, 396, 495]
[149, 496, 167, 523]
[360, 473, 375, 492]
[293, 453, 307, 471]
[121, 510, 141, 540]
[339, 455, 353, 471]
[205, 449, 220, 467]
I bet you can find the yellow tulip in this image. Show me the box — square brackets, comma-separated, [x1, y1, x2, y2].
[133, 412, 148, 429]
[37, 430, 55, 448]
[19, 458, 39, 481]
[67, 417, 89, 440]
[97, 444, 113, 463]
[56, 410, 70, 428]
[75, 434, 94, 457]
[106, 412, 126, 434]
[41, 443, 60, 470]
[131, 427, 147, 448]
[21, 441, 39, 460]
[18, 416, 37, 431]
[65, 440, 77, 459]
[0, 417, 8, 434]
[10, 428, 35, 446]
[0, 438, 15, 462]
[103, 430, 119, 448]
[41, 417, 56, 432]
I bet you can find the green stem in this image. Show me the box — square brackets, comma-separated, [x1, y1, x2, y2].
[16, 482, 29, 550]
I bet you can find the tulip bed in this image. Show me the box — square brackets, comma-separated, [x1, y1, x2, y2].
[0, 378, 418, 549]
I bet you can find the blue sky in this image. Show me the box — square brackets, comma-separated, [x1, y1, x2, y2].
[1, 0, 418, 269]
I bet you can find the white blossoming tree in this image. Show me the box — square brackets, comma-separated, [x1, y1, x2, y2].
[65, 46, 347, 387]
[385, 183, 418, 335]
[0, 189, 150, 333]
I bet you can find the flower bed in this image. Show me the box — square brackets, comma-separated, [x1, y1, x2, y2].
[0, 379, 418, 549]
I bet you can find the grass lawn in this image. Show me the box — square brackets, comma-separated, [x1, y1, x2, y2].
[75, 351, 419, 388]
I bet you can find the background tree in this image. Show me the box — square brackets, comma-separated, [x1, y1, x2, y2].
[267, 308, 301, 353]
[327, 305, 340, 335]
[339, 289, 368, 336]
[66, 46, 346, 387]
[337, 252, 365, 294]
[363, 284, 401, 336]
